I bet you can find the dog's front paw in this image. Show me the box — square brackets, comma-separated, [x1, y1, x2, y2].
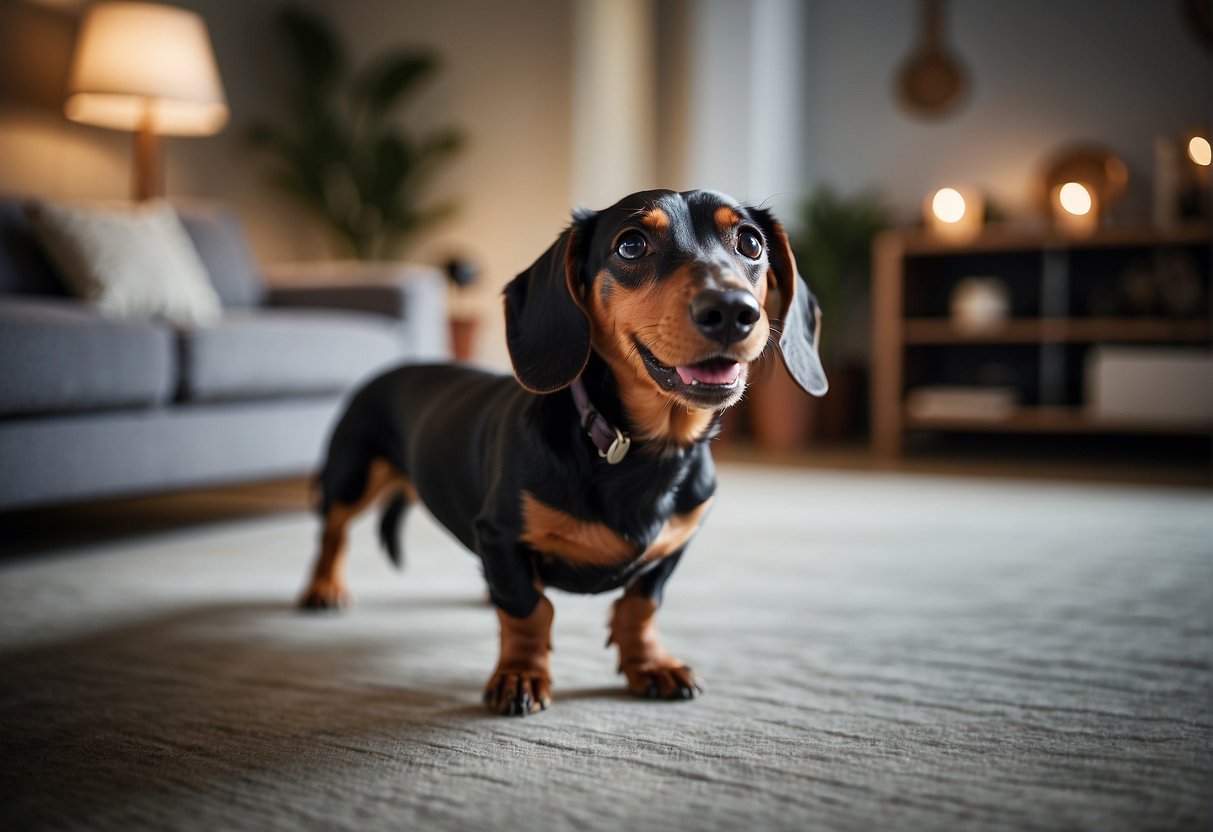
[622, 660, 703, 701]
[483, 668, 552, 716]
[609, 595, 702, 701]
[299, 579, 351, 611]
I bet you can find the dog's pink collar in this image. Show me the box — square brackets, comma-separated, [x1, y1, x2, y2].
[570, 377, 631, 464]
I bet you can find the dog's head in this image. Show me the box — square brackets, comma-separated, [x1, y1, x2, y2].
[504, 189, 827, 414]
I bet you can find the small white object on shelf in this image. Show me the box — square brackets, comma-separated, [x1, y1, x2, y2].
[950, 276, 1010, 332]
[905, 386, 1018, 421]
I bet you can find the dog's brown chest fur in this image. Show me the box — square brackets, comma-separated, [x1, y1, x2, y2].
[520, 493, 712, 568]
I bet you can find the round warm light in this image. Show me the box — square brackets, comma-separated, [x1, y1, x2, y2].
[1058, 182, 1092, 216]
[931, 188, 966, 224]
[1188, 136, 1211, 167]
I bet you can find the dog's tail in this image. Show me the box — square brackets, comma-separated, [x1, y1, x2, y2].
[378, 493, 407, 569]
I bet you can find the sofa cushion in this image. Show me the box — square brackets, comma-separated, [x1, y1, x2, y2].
[175, 202, 265, 308]
[178, 309, 402, 403]
[25, 199, 223, 326]
[0, 296, 175, 417]
[0, 197, 69, 296]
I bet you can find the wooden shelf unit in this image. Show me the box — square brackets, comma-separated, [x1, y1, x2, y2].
[902, 407, 1211, 435]
[872, 224, 1212, 457]
[903, 317, 1211, 345]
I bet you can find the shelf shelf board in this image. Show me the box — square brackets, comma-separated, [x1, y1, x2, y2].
[882, 223, 1211, 257]
[903, 406, 1212, 436]
[903, 318, 1212, 345]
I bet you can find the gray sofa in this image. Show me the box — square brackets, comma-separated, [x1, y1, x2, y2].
[0, 197, 449, 511]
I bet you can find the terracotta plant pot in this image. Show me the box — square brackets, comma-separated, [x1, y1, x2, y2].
[747, 361, 815, 452]
[449, 317, 477, 361]
[814, 363, 866, 442]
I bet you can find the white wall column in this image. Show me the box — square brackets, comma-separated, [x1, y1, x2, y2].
[571, 0, 658, 209]
[684, 0, 806, 218]
[748, 0, 807, 213]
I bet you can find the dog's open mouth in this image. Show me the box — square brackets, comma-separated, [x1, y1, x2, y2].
[635, 338, 746, 406]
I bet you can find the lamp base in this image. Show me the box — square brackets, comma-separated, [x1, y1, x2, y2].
[133, 116, 162, 201]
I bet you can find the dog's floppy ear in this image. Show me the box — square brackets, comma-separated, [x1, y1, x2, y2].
[750, 207, 828, 397]
[503, 211, 596, 393]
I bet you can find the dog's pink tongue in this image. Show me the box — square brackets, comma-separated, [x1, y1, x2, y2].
[676, 361, 741, 385]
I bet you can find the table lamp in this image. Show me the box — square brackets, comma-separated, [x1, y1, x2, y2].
[64, 1, 228, 200]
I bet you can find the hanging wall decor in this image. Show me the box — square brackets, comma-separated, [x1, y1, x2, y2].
[894, 0, 969, 119]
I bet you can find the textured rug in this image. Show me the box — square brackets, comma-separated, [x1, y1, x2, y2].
[0, 465, 1209, 831]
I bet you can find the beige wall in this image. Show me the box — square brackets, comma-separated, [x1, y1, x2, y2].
[0, 0, 574, 367]
[3, 0, 1206, 367]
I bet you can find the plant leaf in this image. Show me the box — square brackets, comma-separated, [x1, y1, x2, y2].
[418, 127, 464, 158]
[247, 6, 461, 260]
[377, 199, 459, 259]
[397, 127, 464, 190]
[276, 6, 346, 94]
[362, 133, 411, 217]
[350, 50, 439, 121]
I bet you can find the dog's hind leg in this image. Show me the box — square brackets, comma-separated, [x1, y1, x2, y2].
[301, 503, 358, 611]
[301, 458, 412, 610]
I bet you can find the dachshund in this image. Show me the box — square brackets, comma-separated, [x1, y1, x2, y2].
[299, 189, 827, 716]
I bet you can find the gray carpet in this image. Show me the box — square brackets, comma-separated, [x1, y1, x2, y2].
[0, 465, 1209, 831]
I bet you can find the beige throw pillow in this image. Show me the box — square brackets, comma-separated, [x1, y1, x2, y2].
[27, 198, 222, 327]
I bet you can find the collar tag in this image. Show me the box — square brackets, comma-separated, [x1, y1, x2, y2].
[601, 427, 631, 464]
[570, 377, 630, 464]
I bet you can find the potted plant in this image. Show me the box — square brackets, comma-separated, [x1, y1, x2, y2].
[247, 6, 463, 262]
[444, 257, 480, 361]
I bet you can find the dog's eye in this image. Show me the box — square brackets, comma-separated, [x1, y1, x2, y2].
[616, 233, 648, 261]
[737, 230, 763, 260]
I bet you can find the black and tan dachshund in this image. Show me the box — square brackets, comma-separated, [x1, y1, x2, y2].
[299, 189, 827, 715]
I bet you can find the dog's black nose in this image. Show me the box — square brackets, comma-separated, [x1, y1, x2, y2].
[690, 289, 761, 345]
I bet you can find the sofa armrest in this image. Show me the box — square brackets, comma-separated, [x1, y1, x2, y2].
[264, 263, 450, 361]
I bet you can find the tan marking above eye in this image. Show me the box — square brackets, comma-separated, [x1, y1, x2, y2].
[641, 208, 670, 232]
[714, 205, 741, 233]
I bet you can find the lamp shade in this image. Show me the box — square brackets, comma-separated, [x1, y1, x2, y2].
[65, 1, 228, 136]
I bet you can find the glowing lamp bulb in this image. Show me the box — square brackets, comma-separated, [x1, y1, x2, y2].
[1058, 182, 1092, 216]
[931, 188, 966, 224]
[1188, 136, 1211, 167]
